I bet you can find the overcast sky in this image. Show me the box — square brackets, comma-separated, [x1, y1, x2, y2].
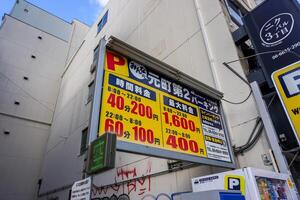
[0, 0, 108, 26]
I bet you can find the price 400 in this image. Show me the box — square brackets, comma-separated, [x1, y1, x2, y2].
[166, 135, 199, 153]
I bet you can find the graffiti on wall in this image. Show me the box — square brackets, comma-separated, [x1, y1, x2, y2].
[92, 174, 151, 197]
[91, 193, 130, 200]
[91, 159, 191, 200]
[91, 192, 191, 200]
[92, 161, 152, 199]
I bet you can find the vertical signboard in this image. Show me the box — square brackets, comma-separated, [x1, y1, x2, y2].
[272, 61, 300, 145]
[243, 0, 300, 87]
[96, 49, 234, 168]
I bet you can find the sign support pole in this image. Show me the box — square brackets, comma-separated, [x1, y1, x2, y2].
[251, 81, 290, 173]
[88, 38, 107, 145]
[251, 81, 300, 197]
[85, 38, 106, 195]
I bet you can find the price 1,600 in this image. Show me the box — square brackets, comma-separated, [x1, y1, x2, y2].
[162, 112, 196, 132]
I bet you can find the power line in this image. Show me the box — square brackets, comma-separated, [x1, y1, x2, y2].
[221, 49, 300, 105]
[288, 150, 300, 168]
[233, 90, 277, 154]
[222, 90, 252, 105]
[225, 49, 300, 65]
[221, 62, 252, 105]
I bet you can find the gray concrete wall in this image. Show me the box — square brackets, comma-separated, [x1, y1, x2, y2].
[0, 16, 69, 123]
[64, 20, 90, 67]
[0, 115, 50, 200]
[10, 0, 72, 42]
[0, 5, 88, 199]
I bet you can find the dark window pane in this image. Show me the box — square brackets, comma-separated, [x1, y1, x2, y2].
[97, 11, 108, 33]
[87, 80, 95, 103]
[91, 45, 99, 73]
[80, 128, 88, 154]
[227, 0, 243, 26]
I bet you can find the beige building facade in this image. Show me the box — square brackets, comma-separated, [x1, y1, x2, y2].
[1, 0, 296, 200]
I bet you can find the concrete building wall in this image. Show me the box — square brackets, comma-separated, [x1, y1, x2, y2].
[65, 20, 90, 64]
[0, 2, 88, 199]
[194, 0, 272, 169]
[0, 16, 69, 122]
[38, 20, 91, 199]
[0, 115, 50, 200]
[10, 0, 72, 42]
[0, 15, 69, 200]
[38, 0, 274, 199]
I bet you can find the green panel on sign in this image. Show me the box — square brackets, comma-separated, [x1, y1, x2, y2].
[90, 139, 105, 172]
[88, 133, 116, 174]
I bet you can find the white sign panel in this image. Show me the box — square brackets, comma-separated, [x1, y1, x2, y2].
[71, 177, 91, 200]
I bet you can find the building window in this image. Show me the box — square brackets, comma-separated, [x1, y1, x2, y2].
[90, 45, 99, 73]
[80, 128, 88, 154]
[87, 80, 95, 103]
[226, 0, 244, 26]
[97, 10, 108, 34]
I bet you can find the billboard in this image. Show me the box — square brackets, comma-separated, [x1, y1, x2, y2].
[97, 49, 234, 167]
[243, 0, 300, 87]
[272, 61, 300, 145]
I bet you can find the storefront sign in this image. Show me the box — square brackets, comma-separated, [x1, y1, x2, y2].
[243, 0, 300, 87]
[97, 50, 233, 165]
[272, 61, 300, 145]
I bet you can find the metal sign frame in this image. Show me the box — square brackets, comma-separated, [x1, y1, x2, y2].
[89, 36, 236, 169]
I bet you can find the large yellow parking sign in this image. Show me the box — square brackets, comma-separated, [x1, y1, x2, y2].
[98, 50, 232, 163]
[272, 61, 300, 145]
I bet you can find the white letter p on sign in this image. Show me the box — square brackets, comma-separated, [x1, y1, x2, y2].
[282, 69, 300, 97]
[228, 178, 240, 190]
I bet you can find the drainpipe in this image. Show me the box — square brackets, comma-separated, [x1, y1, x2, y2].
[193, 0, 241, 169]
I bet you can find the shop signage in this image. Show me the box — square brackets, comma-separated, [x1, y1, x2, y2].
[272, 61, 300, 145]
[243, 0, 300, 87]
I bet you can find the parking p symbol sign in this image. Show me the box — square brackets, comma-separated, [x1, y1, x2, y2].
[228, 178, 240, 190]
[224, 175, 245, 195]
[272, 62, 300, 146]
[280, 68, 300, 98]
